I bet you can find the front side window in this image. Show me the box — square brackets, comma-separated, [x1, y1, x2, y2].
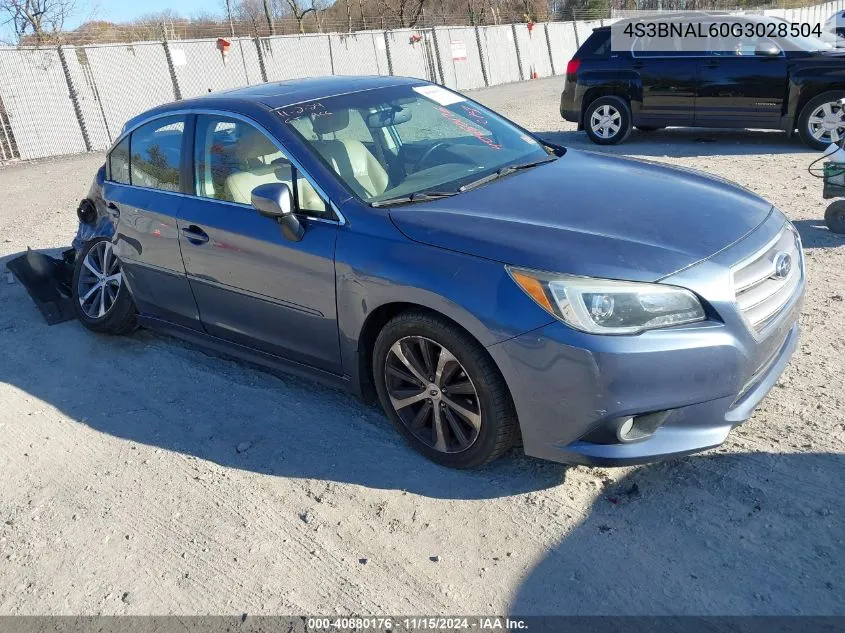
[129, 117, 184, 191]
[108, 136, 130, 185]
[277, 84, 554, 204]
[194, 114, 328, 216]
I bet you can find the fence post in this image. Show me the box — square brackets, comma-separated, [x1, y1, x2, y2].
[512, 23, 525, 81]
[572, 20, 580, 48]
[327, 34, 336, 75]
[384, 31, 394, 76]
[254, 36, 269, 83]
[57, 45, 92, 153]
[430, 28, 446, 85]
[161, 25, 183, 101]
[543, 22, 556, 75]
[474, 25, 489, 87]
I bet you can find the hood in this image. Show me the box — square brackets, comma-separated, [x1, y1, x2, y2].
[389, 149, 772, 282]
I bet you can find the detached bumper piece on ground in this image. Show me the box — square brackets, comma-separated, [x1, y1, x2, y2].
[7, 248, 76, 325]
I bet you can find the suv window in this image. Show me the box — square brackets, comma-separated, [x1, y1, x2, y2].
[129, 117, 184, 191]
[632, 25, 707, 56]
[579, 29, 611, 58]
[193, 114, 329, 217]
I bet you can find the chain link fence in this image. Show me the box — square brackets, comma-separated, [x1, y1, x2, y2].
[0, 0, 842, 162]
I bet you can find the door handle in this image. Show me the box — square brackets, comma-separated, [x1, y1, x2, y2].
[706, 60, 720, 68]
[631, 61, 644, 69]
[181, 225, 209, 245]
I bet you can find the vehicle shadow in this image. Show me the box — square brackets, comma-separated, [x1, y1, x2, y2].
[536, 128, 817, 158]
[510, 451, 845, 615]
[792, 218, 845, 249]
[0, 250, 566, 501]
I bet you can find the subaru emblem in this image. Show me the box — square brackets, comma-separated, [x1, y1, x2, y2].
[773, 252, 792, 280]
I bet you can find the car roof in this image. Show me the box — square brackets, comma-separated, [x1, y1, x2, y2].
[122, 75, 426, 134]
[212, 75, 423, 108]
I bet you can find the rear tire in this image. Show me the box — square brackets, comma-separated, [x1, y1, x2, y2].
[825, 200, 845, 234]
[72, 237, 137, 334]
[797, 91, 845, 150]
[583, 96, 632, 145]
[372, 310, 518, 469]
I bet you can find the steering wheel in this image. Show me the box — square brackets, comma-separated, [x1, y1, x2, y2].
[412, 141, 451, 172]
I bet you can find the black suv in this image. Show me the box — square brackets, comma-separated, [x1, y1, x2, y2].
[561, 14, 845, 149]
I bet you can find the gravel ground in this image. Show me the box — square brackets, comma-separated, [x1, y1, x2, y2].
[0, 77, 843, 616]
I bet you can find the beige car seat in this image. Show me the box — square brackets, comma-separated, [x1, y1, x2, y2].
[308, 111, 389, 199]
[225, 125, 325, 212]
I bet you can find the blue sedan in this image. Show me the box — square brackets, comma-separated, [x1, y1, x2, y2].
[71, 76, 804, 468]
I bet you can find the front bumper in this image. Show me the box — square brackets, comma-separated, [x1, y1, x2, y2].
[487, 217, 804, 467]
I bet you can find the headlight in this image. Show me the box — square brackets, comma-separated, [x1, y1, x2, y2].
[507, 267, 706, 335]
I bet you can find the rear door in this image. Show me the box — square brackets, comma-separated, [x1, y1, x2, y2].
[177, 113, 342, 373]
[105, 115, 201, 330]
[695, 24, 787, 126]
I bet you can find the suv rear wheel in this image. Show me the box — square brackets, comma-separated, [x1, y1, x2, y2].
[798, 91, 845, 150]
[584, 96, 632, 145]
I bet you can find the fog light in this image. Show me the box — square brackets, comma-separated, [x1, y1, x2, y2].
[582, 410, 673, 445]
[616, 417, 635, 442]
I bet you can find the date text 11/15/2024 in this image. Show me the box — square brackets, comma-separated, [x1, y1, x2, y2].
[305, 616, 529, 630]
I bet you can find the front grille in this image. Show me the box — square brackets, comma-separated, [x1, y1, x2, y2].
[732, 226, 802, 335]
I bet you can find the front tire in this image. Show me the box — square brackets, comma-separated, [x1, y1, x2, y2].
[584, 96, 632, 145]
[72, 237, 137, 334]
[798, 91, 845, 150]
[825, 200, 845, 234]
[373, 311, 519, 468]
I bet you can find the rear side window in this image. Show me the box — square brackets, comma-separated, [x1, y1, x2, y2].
[130, 117, 184, 192]
[578, 29, 611, 58]
[109, 136, 130, 185]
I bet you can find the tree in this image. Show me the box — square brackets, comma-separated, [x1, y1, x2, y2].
[262, 0, 275, 34]
[0, 0, 77, 44]
[378, 0, 426, 27]
[278, 0, 315, 34]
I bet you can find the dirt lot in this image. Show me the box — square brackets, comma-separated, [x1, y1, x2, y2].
[0, 77, 843, 616]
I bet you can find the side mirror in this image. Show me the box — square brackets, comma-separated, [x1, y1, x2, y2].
[251, 182, 304, 242]
[755, 40, 780, 56]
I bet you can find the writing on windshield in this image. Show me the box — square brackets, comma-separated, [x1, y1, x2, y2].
[437, 106, 503, 151]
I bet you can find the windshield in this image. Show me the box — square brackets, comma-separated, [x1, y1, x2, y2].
[277, 84, 554, 204]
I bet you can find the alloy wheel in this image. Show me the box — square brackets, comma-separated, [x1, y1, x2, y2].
[807, 101, 845, 144]
[77, 241, 122, 319]
[590, 104, 622, 140]
[384, 336, 482, 454]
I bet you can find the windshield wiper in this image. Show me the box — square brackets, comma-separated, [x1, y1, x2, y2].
[458, 156, 557, 193]
[370, 190, 458, 208]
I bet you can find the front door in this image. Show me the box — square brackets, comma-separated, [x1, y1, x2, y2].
[695, 29, 787, 127]
[105, 115, 201, 330]
[177, 114, 342, 373]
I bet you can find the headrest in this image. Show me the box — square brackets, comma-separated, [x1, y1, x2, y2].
[312, 110, 349, 135]
[235, 125, 278, 160]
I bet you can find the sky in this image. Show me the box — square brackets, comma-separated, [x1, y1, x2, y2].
[0, 0, 221, 43]
[91, 0, 223, 25]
